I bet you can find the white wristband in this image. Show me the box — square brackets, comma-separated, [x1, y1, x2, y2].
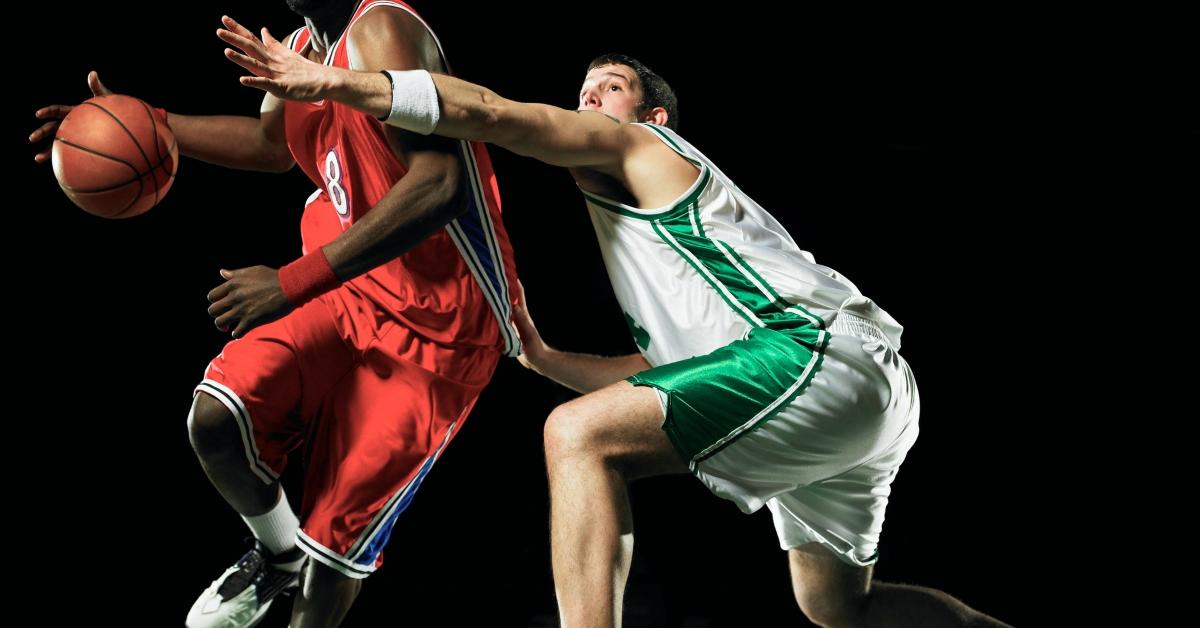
[380, 69, 440, 135]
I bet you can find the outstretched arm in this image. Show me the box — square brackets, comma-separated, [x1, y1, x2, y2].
[31, 71, 293, 174]
[218, 15, 640, 172]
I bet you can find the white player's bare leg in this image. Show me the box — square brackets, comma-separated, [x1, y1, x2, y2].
[543, 382, 688, 628]
[787, 543, 1012, 628]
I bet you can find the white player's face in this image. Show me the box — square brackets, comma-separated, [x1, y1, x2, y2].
[578, 64, 642, 122]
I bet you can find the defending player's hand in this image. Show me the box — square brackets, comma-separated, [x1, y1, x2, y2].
[512, 281, 548, 370]
[218, 15, 332, 102]
[30, 71, 115, 164]
[207, 266, 295, 339]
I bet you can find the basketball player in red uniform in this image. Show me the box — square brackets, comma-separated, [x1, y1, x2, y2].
[30, 2, 519, 626]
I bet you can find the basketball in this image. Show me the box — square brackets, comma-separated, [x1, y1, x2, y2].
[51, 94, 179, 219]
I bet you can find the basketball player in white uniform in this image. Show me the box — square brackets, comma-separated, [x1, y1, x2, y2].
[217, 24, 1011, 627]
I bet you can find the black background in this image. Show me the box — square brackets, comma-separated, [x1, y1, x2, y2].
[16, 2, 1194, 626]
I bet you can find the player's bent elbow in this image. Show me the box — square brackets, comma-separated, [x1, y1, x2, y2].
[262, 139, 296, 173]
[412, 154, 467, 218]
[433, 162, 465, 211]
[265, 156, 296, 174]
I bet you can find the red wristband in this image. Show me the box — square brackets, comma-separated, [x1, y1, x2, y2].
[278, 248, 340, 306]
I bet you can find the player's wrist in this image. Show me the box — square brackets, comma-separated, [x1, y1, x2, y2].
[277, 247, 340, 306]
[517, 340, 551, 371]
[377, 69, 440, 134]
[532, 343, 562, 372]
[323, 67, 352, 103]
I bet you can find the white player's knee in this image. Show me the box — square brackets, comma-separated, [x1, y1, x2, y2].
[543, 404, 599, 463]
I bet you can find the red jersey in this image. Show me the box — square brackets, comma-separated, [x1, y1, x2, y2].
[284, 0, 520, 356]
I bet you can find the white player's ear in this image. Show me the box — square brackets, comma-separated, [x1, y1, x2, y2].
[642, 107, 669, 126]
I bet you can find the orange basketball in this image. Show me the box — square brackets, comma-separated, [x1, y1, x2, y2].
[51, 94, 179, 219]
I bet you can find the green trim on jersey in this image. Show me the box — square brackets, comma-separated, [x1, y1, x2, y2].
[653, 205, 825, 334]
[642, 123, 685, 153]
[624, 311, 651, 351]
[580, 167, 711, 221]
[710, 238, 824, 330]
[651, 219, 762, 327]
[589, 122, 826, 334]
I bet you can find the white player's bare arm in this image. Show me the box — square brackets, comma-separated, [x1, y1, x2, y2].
[523, 348, 651, 395]
[325, 70, 639, 169]
[218, 17, 640, 171]
[513, 284, 650, 392]
[429, 74, 642, 170]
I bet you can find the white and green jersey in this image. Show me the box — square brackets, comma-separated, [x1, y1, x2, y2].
[581, 123, 903, 367]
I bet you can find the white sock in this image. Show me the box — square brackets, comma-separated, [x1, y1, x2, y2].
[241, 489, 300, 560]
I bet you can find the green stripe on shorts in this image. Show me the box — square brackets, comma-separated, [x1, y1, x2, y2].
[629, 326, 830, 466]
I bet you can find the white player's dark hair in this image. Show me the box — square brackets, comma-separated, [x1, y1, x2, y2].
[588, 54, 680, 131]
